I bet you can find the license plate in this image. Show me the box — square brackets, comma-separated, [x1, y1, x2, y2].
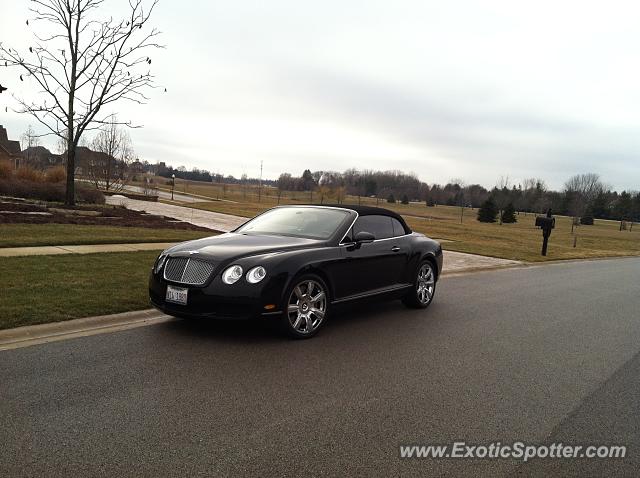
[166, 285, 188, 305]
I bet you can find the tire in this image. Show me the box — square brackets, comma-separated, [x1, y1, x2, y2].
[402, 260, 436, 309]
[280, 274, 329, 339]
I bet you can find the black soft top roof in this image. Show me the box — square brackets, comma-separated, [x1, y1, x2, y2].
[300, 204, 412, 234]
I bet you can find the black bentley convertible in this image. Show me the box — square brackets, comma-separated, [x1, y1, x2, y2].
[149, 205, 442, 338]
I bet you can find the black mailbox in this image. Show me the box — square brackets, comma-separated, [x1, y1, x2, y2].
[535, 216, 555, 231]
[535, 209, 555, 256]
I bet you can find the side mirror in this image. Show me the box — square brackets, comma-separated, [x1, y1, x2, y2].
[354, 231, 375, 244]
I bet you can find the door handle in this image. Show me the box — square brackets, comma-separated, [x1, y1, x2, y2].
[391, 246, 400, 252]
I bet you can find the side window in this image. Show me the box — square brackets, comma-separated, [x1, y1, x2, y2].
[353, 215, 394, 240]
[391, 217, 407, 237]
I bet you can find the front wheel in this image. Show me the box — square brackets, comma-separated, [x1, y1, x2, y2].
[281, 274, 329, 339]
[402, 260, 436, 309]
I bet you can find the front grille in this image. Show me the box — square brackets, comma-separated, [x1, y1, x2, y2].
[163, 257, 215, 285]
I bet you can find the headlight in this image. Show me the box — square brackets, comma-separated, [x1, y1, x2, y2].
[222, 265, 243, 284]
[246, 266, 267, 284]
[154, 253, 168, 274]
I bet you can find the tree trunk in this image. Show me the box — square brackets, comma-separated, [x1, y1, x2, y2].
[65, 137, 75, 205]
[106, 157, 112, 191]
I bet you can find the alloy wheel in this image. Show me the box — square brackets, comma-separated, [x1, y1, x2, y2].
[287, 279, 327, 335]
[417, 263, 435, 304]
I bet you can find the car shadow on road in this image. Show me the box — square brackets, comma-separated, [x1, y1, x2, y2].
[159, 297, 440, 344]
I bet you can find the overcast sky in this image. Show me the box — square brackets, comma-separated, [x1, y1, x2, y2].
[1, 0, 639, 190]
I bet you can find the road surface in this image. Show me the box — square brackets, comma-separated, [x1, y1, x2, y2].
[2, 257, 640, 477]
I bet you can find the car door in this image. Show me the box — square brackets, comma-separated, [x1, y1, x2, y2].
[389, 216, 413, 285]
[332, 215, 408, 299]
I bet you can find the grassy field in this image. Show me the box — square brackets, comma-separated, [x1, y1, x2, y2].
[0, 224, 212, 248]
[0, 251, 158, 329]
[137, 177, 640, 263]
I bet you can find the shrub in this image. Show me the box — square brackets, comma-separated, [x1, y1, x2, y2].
[580, 212, 594, 225]
[0, 179, 105, 204]
[45, 166, 67, 183]
[401, 194, 409, 205]
[0, 178, 64, 201]
[77, 185, 105, 204]
[15, 166, 44, 183]
[477, 197, 498, 223]
[0, 160, 13, 179]
[387, 193, 396, 203]
[426, 198, 435, 207]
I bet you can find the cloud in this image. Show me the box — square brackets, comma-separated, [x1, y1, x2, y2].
[1, 0, 639, 190]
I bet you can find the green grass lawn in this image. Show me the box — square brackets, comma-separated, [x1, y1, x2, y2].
[0, 224, 213, 248]
[0, 251, 158, 329]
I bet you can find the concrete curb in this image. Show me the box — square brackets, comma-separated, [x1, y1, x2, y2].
[441, 262, 529, 277]
[0, 309, 173, 352]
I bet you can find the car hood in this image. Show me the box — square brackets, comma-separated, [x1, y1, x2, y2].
[167, 232, 324, 262]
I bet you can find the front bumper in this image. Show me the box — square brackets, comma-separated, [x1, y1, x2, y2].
[148, 271, 285, 320]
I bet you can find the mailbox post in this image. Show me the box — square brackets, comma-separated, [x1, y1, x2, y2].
[535, 209, 555, 256]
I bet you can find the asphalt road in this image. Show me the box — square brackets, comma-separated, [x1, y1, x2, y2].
[2, 257, 640, 477]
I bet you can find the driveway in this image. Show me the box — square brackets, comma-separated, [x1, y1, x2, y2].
[106, 195, 246, 232]
[2, 257, 639, 476]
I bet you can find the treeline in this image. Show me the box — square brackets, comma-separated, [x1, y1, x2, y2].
[157, 164, 213, 182]
[277, 169, 427, 199]
[157, 164, 279, 186]
[277, 170, 639, 222]
[156, 161, 638, 222]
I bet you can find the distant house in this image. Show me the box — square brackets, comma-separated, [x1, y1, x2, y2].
[129, 159, 145, 174]
[0, 125, 21, 163]
[74, 146, 116, 177]
[21, 146, 64, 169]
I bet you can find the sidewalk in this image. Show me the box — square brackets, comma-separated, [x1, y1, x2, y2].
[0, 242, 174, 257]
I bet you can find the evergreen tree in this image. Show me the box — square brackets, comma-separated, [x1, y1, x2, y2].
[387, 193, 396, 203]
[401, 194, 409, 205]
[614, 191, 633, 220]
[300, 169, 315, 191]
[477, 197, 498, 223]
[501, 202, 517, 223]
[590, 192, 609, 219]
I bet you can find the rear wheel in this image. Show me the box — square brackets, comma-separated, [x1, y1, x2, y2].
[281, 274, 329, 338]
[402, 260, 436, 309]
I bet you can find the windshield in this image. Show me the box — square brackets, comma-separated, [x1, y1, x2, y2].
[237, 207, 350, 239]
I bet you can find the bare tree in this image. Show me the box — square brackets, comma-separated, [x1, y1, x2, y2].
[1, 0, 162, 205]
[21, 124, 41, 152]
[88, 116, 133, 191]
[140, 174, 157, 197]
[20, 124, 41, 167]
[564, 173, 605, 220]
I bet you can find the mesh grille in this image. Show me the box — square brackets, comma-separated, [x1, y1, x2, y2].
[164, 257, 214, 285]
